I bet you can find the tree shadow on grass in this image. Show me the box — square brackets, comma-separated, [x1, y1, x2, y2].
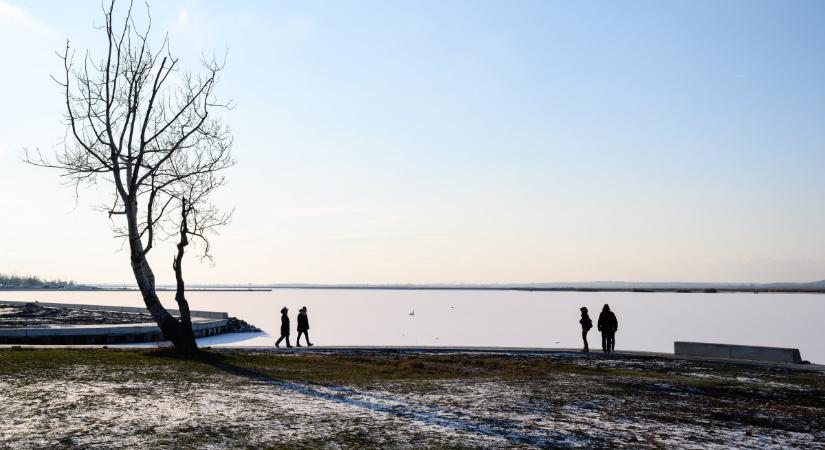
[149, 349, 583, 448]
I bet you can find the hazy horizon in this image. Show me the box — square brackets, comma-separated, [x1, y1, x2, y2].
[9, 277, 825, 288]
[2, 0, 824, 285]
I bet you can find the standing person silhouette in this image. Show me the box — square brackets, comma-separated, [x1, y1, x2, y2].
[579, 307, 593, 352]
[296, 306, 313, 347]
[597, 304, 618, 352]
[275, 307, 292, 348]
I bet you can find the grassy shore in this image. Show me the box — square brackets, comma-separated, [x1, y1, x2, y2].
[1, 348, 823, 448]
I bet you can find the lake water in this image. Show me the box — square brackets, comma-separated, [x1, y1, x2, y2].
[1, 290, 823, 363]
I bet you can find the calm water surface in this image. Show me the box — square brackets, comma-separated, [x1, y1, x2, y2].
[1, 290, 822, 363]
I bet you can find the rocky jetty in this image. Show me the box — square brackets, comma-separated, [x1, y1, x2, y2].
[225, 316, 262, 333]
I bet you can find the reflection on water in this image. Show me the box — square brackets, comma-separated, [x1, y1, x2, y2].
[0, 290, 823, 363]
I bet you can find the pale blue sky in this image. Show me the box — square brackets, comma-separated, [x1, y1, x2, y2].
[1, 0, 824, 284]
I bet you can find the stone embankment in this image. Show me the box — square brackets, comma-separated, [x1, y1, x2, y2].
[0, 301, 259, 345]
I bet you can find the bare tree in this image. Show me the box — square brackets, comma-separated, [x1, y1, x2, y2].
[28, 0, 234, 352]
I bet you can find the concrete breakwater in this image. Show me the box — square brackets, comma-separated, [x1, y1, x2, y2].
[674, 341, 804, 364]
[0, 300, 230, 345]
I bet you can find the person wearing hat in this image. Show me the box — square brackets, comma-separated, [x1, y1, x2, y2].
[296, 306, 313, 347]
[579, 306, 593, 352]
[275, 306, 292, 348]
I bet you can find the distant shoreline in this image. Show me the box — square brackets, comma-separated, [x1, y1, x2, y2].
[2, 286, 824, 294]
[0, 287, 273, 293]
[269, 286, 825, 294]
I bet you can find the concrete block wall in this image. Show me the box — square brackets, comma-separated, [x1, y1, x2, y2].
[675, 341, 803, 364]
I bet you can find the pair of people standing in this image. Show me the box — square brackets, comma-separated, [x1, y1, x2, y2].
[579, 304, 618, 353]
[275, 306, 313, 348]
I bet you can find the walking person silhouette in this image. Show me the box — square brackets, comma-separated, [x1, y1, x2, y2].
[296, 306, 313, 347]
[275, 307, 292, 348]
[579, 307, 593, 352]
[597, 304, 618, 352]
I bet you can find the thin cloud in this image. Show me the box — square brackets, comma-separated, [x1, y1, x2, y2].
[170, 7, 189, 31]
[0, 1, 51, 33]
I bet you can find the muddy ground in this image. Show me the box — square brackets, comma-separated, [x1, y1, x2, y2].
[0, 348, 823, 449]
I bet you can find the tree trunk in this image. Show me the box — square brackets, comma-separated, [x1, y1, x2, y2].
[126, 205, 197, 353]
[171, 202, 198, 353]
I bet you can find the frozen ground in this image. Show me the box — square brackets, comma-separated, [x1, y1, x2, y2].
[0, 348, 823, 449]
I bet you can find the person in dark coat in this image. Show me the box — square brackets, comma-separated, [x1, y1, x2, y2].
[296, 306, 313, 347]
[597, 304, 618, 352]
[579, 307, 593, 352]
[275, 307, 292, 348]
